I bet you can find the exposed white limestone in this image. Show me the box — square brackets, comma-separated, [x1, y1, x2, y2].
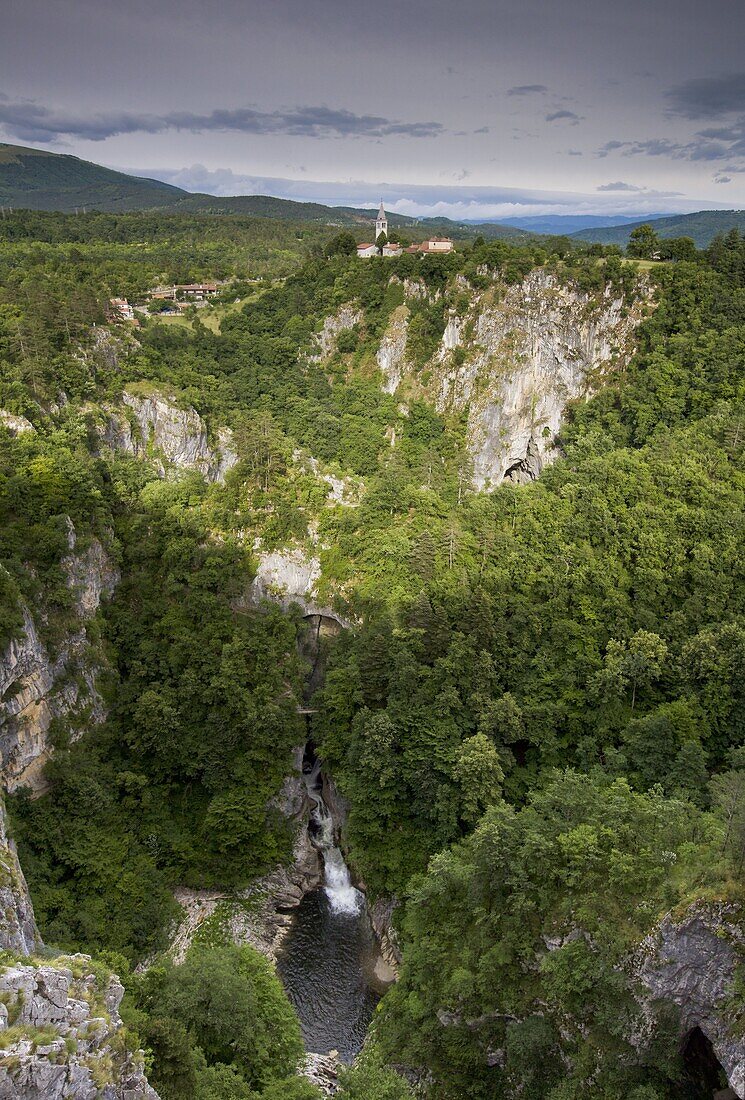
[99, 390, 237, 483]
[0, 410, 35, 435]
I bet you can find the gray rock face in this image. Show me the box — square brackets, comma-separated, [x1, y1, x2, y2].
[0, 957, 159, 1098]
[377, 306, 410, 395]
[306, 306, 362, 363]
[435, 269, 648, 488]
[0, 800, 39, 957]
[101, 391, 237, 483]
[637, 903, 745, 1098]
[0, 524, 118, 791]
[244, 548, 348, 625]
[370, 896, 402, 981]
[0, 794, 156, 1096]
[0, 411, 34, 436]
[376, 268, 649, 490]
[301, 1051, 341, 1095]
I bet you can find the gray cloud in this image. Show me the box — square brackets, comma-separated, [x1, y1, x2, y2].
[715, 176, 732, 183]
[546, 110, 582, 124]
[598, 121, 745, 165]
[666, 73, 745, 119]
[597, 181, 643, 191]
[0, 98, 444, 143]
[507, 84, 548, 96]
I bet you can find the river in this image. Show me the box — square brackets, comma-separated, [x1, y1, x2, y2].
[276, 748, 385, 1062]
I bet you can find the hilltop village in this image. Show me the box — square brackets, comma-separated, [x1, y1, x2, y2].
[356, 202, 454, 257]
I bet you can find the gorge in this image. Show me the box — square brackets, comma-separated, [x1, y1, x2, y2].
[0, 222, 743, 1099]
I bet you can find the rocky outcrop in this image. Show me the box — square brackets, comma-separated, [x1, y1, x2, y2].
[441, 270, 648, 488]
[0, 794, 157, 1097]
[377, 268, 648, 490]
[292, 451, 362, 507]
[0, 800, 39, 957]
[170, 824, 323, 965]
[243, 548, 348, 625]
[168, 747, 323, 964]
[636, 902, 745, 1098]
[0, 411, 34, 436]
[0, 524, 118, 792]
[301, 1051, 341, 1095]
[370, 897, 402, 981]
[0, 957, 159, 1098]
[377, 306, 409, 395]
[99, 391, 237, 483]
[306, 306, 362, 363]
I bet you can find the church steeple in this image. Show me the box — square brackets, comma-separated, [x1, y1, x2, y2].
[375, 200, 388, 240]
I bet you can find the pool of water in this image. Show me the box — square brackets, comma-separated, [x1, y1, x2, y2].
[277, 887, 383, 1061]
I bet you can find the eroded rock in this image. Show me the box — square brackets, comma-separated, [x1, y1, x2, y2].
[0, 956, 159, 1098]
[0, 523, 117, 791]
[99, 391, 237, 483]
[636, 902, 745, 1098]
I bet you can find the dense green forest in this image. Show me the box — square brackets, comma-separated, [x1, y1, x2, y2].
[0, 216, 743, 1098]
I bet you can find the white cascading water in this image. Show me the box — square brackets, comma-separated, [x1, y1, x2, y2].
[302, 756, 362, 916]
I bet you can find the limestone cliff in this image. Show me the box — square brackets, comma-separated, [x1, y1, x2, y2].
[0, 522, 119, 792]
[0, 801, 39, 957]
[99, 390, 237, 483]
[636, 902, 745, 1098]
[377, 268, 649, 489]
[0, 958, 158, 1099]
[0, 797, 158, 1098]
[306, 305, 362, 363]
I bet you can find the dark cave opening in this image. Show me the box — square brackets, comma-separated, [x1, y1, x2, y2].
[680, 1026, 732, 1099]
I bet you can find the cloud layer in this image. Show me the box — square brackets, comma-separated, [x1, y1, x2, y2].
[0, 98, 444, 143]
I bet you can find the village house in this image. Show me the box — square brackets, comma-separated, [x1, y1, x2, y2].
[175, 283, 218, 300]
[405, 237, 454, 254]
[107, 297, 136, 322]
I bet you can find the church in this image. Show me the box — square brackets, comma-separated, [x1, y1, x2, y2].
[356, 202, 453, 258]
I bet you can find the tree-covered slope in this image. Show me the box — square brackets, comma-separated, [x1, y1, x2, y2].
[0, 142, 188, 212]
[573, 208, 745, 247]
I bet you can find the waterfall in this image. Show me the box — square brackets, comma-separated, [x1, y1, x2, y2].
[302, 752, 362, 916]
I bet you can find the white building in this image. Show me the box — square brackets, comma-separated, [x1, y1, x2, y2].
[356, 243, 378, 258]
[421, 237, 454, 253]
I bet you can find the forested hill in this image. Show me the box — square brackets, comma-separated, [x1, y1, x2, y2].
[0, 142, 188, 212]
[573, 207, 745, 247]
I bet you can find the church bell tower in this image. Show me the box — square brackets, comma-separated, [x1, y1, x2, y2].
[375, 200, 388, 240]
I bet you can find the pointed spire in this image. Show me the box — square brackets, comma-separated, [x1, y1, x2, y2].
[378, 200, 386, 219]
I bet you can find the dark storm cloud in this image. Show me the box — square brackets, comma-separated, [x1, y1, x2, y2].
[666, 73, 745, 119]
[0, 98, 444, 143]
[507, 85, 548, 97]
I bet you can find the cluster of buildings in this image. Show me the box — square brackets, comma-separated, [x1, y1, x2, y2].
[356, 203, 454, 259]
[107, 282, 222, 324]
[149, 282, 220, 302]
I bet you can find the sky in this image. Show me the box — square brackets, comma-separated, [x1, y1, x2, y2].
[2, 0, 745, 220]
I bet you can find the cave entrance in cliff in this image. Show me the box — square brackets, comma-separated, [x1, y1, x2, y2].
[680, 1026, 731, 1098]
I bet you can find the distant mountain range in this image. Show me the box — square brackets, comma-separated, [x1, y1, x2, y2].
[571, 210, 745, 248]
[499, 214, 673, 234]
[1, 143, 742, 247]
